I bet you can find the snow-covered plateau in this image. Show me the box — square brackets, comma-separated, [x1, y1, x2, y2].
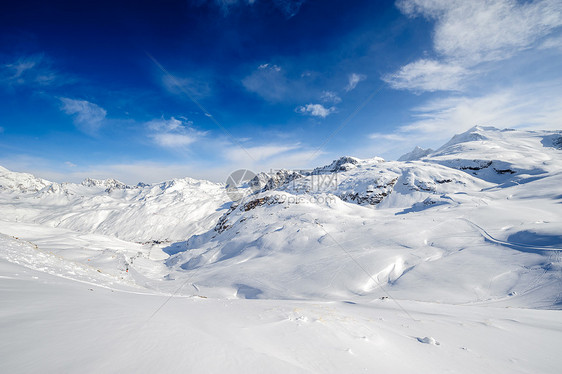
[1, 126, 561, 373]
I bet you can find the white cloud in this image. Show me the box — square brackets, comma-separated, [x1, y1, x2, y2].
[258, 63, 281, 72]
[365, 78, 562, 162]
[221, 142, 327, 176]
[390, 0, 562, 92]
[146, 117, 204, 149]
[383, 59, 468, 92]
[64, 161, 77, 168]
[225, 144, 299, 163]
[320, 91, 342, 104]
[540, 35, 562, 50]
[344, 73, 366, 92]
[79, 162, 211, 184]
[242, 63, 290, 101]
[242, 63, 319, 102]
[153, 133, 197, 147]
[0, 153, 226, 184]
[60, 98, 107, 135]
[0, 144, 328, 186]
[397, 0, 562, 64]
[296, 103, 335, 118]
[401, 93, 516, 136]
[8, 59, 35, 78]
[368, 133, 407, 141]
[400, 80, 562, 137]
[1, 54, 59, 88]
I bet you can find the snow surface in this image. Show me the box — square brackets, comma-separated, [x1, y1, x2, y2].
[1, 126, 561, 373]
[0, 175, 230, 243]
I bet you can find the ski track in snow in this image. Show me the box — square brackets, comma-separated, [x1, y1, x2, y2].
[462, 218, 562, 253]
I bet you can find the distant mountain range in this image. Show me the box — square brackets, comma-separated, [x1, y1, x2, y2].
[3, 126, 560, 308]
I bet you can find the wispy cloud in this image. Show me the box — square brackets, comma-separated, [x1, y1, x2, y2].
[242, 63, 291, 101]
[320, 90, 342, 104]
[201, 0, 254, 14]
[225, 144, 299, 163]
[540, 35, 562, 50]
[222, 141, 326, 174]
[378, 0, 562, 153]
[0, 142, 326, 185]
[60, 98, 107, 135]
[397, 0, 562, 64]
[147, 117, 205, 149]
[296, 103, 335, 118]
[258, 63, 281, 71]
[272, 0, 306, 18]
[369, 132, 407, 142]
[202, 0, 306, 18]
[401, 83, 562, 135]
[384, 59, 468, 92]
[162, 74, 211, 99]
[388, 0, 562, 92]
[0, 155, 223, 184]
[344, 73, 366, 92]
[368, 79, 562, 158]
[1, 54, 61, 88]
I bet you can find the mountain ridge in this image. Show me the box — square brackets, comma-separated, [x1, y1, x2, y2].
[1, 126, 561, 247]
[1, 126, 561, 310]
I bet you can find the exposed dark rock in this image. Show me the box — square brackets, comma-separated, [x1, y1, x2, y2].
[494, 168, 516, 174]
[313, 156, 361, 174]
[459, 161, 492, 171]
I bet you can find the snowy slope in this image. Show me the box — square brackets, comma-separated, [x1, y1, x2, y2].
[2, 249, 561, 374]
[165, 127, 562, 308]
[0, 165, 51, 192]
[1, 126, 561, 306]
[422, 126, 562, 184]
[1, 126, 561, 373]
[0, 171, 230, 243]
[1, 230, 561, 374]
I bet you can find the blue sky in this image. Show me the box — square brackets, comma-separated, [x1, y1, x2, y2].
[1, 0, 561, 183]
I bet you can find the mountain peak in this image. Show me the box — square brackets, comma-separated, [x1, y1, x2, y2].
[0, 165, 52, 193]
[81, 178, 130, 191]
[314, 156, 363, 173]
[468, 125, 501, 132]
[398, 146, 434, 161]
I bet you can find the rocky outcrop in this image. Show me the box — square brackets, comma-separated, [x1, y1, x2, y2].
[313, 156, 361, 173]
[81, 178, 135, 193]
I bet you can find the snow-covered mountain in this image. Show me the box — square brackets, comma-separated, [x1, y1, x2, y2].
[0, 170, 230, 243]
[1, 126, 561, 373]
[163, 126, 562, 307]
[0, 165, 52, 192]
[398, 146, 433, 161]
